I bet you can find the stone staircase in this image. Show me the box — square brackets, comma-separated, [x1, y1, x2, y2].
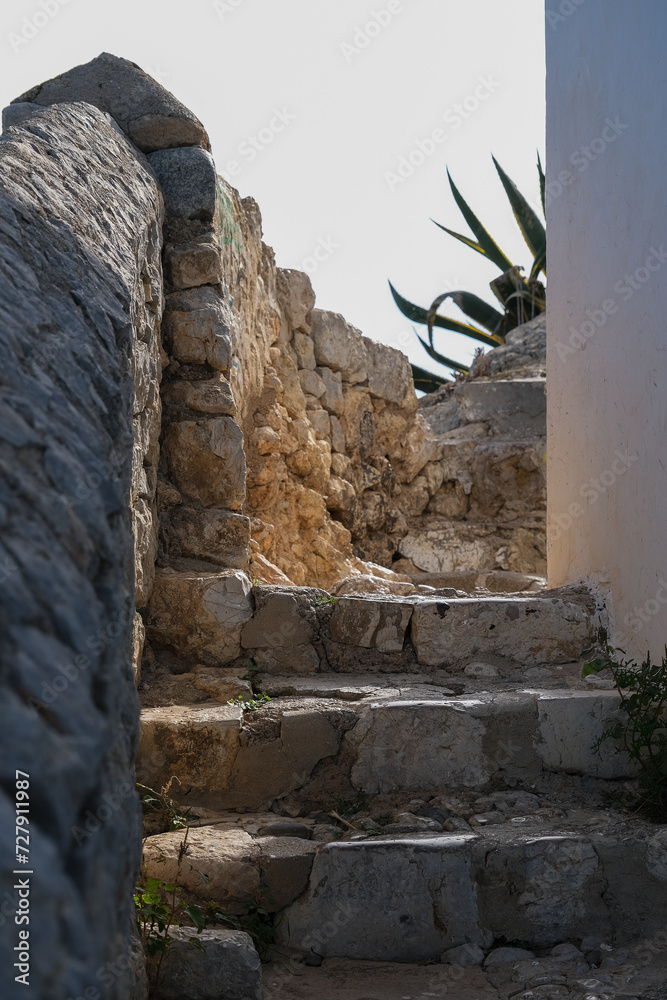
[137, 585, 667, 999]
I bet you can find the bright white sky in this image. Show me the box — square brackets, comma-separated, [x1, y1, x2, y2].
[0, 0, 545, 377]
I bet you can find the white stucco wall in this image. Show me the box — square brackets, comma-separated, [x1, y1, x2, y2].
[546, 0, 667, 660]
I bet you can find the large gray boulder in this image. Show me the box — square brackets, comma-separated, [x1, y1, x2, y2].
[12, 52, 210, 153]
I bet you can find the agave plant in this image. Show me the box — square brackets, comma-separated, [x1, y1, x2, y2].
[390, 155, 546, 387]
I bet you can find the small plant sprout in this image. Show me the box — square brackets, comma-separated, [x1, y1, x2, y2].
[583, 627, 667, 820]
[227, 691, 272, 712]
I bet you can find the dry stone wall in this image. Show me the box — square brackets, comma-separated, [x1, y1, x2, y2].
[215, 182, 446, 589]
[0, 99, 164, 1000]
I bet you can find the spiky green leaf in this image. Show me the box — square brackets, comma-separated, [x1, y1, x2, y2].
[443, 169, 514, 272]
[448, 291, 505, 336]
[410, 363, 451, 393]
[492, 156, 546, 267]
[415, 330, 469, 374]
[537, 151, 546, 216]
[427, 291, 503, 348]
[389, 284, 499, 348]
[529, 245, 547, 281]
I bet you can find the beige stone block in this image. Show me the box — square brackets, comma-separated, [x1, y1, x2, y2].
[192, 666, 253, 703]
[166, 239, 223, 289]
[308, 407, 331, 440]
[329, 596, 413, 653]
[241, 589, 314, 649]
[161, 374, 236, 415]
[293, 331, 316, 370]
[147, 569, 254, 664]
[299, 369, 326, 398]
[227, 709, 341, 810]
[163, 287, 231, 372]
[276, 268, 315, 332]
[317, 366, 345, 415]
[310, 309, 368, 382]
[365, 338, 414, 405]
[160, 417, 246, 509]
[137, 703, 241, 800]
[326, 475, 356, 514]
[258, 836, 318, 910]
[143, 827, 259, 911]
[161, 507, 250, 570]
[330, 414, 346, 453]
[411, 596, 594, 667]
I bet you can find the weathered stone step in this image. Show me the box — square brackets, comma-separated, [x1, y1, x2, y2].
[261, 948, 667, 1000]
[146, 576, 596, 674]
[142, 811, 667, 969]
[277, 820, 667, 962]
[137, 688, 633, 813]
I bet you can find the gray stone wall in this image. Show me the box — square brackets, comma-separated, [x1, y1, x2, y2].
[0, 101, 163, 999]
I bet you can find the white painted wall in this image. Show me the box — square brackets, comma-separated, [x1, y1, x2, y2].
[546, 0, 667, 660]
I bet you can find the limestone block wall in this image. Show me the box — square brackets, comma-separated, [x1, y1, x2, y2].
[216, 182, 444, 588]
[0, 101, 163, 1000]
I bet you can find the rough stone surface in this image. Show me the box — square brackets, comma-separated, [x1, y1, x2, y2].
[278, 837, 485, 961]
[138, 703, 342, 811]
[0, 102, 161, 998]
[469, 312, 546, 379]
[216, 182, 445, 587]
[162, 287, 232, 371]
[144, 827, 260, 911]
[412, 596, 593, 666]
[166, 238, 223, 289]
[329, 596, 413, 653]
[279, 823, 667, 961]
[147, 569, 253, 665]
[13, 52, 210, 153]
[159, 507, 250, 571]
[156, 927, 262, 1000]
[415, 367, 546, 577]
[148, 147, 218, 222]
[160, 418, 246, 509]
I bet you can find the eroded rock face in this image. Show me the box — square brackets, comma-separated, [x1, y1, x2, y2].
[216, 183, 447, 587]
[0, 101, 163, 999]
[413, 372, 546, 576]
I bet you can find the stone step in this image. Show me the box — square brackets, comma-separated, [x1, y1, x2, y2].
[261, 949, 667, 1000]
[277, 819, 667, 962]
[399, 569, 547, 594]
[145, 577, 597, 673]
[141, 810, 667, 970]
[137, 687, 633, 813]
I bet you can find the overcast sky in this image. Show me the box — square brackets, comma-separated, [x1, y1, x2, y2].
[0, 0, 546, 376]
